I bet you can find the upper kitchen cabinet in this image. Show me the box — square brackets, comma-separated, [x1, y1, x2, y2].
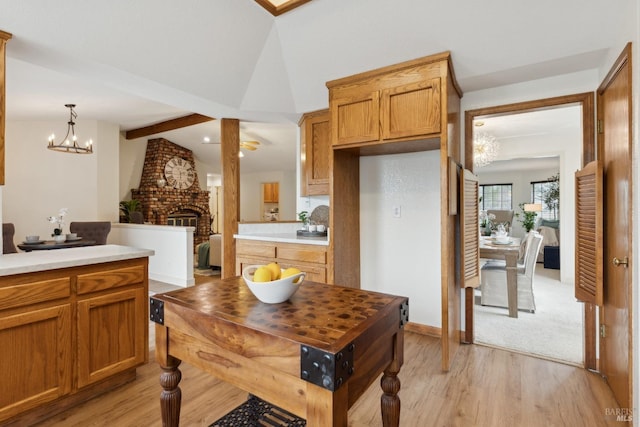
[263, 182, 279, 203]
[299, 109, 330, 196]
[327, 52, 460, 155]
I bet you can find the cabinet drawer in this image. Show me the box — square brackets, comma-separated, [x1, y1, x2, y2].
[0, 278, 70, 311]
[277, 245, 326, 264]
[236, 240, 276, 258]
[277, 261, 326, 283]
[77, 265, 145, 295]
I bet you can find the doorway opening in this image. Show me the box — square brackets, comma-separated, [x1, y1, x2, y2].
[464, 93, 595, 367]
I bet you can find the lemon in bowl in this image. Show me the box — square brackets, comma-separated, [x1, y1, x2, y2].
[242, 264, 306, 304]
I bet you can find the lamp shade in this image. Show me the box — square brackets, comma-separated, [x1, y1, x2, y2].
[523, 203, 542, 212]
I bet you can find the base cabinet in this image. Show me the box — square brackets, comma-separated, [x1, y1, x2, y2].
[236, 239, 328, 283]
[0, 304, 72, 421]
[0, 258, 149, 425]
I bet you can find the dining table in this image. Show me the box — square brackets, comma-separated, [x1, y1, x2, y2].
[17, 238, 97, 252]
[479, 236, 522, 318]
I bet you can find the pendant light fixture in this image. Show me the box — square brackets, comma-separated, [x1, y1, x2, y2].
[47, 104, 93, 154]
[473, 132, 498, 168]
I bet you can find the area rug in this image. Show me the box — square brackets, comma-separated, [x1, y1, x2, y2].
[474, 265, 583, 365]
[209, 394, 306, 426]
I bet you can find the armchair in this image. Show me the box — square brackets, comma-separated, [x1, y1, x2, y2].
[487, 209, 514, 231]
[480, 232, 543, 312]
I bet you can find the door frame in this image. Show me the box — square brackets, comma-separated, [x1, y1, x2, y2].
[463, 92, 596, 369]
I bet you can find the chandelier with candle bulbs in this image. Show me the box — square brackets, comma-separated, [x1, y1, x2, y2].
[47, 104, 93, 154]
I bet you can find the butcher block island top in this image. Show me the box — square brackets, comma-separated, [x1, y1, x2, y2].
[152, 277, 408, 426]
[0, 245, 153, 426]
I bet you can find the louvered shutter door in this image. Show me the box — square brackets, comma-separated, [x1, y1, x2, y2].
[575, 161, 603, 305]
[461, 169, 480, 288]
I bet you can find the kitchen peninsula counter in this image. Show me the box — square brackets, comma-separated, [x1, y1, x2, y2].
[0, 244, 154, 276]
[234, 232, 328, 246]
[235, 233, 329, 283]
[0, 244, 153, 425]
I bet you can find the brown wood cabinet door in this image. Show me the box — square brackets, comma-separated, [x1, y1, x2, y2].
[301, 111, 330, 196]
[381, 78, 441, 140]
[331, 91, 380, 145]
[263, 182, 279, 203]
[0, 304, 72, 422]
[77, 288, 146, 388]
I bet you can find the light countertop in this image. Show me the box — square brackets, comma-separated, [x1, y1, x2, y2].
[234, 233, 329, 246]
[0, 244, 155, 276]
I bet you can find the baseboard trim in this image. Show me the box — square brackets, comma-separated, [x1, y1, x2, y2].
[405, 322, 441, 337]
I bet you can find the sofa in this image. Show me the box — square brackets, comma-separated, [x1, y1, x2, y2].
[196, 234, 222, 269]
[536, 219, 560, 267]
[209, 234, 222, 268]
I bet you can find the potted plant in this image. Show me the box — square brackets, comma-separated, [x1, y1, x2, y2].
[542, 173, 560, 219]
[47, 208, 68, 241]
[515, 203, 537, 232]
[119, 199, 142, 223]
[297, 211, 309, 230]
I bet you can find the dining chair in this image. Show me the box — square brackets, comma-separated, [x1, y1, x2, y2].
[480, 232, 544, 313]
[69, 221, 112, 245]
[2, 223, 18, 254]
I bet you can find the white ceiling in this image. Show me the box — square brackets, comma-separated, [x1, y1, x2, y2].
[0, 0, 634, 174]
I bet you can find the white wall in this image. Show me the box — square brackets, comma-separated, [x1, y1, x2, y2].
[3, 119, 120, 242]
[360, 150, 442, 327]
[110, 223, 194, 287]
[240, 170, 296, 222]
[119, 135, 147, 201]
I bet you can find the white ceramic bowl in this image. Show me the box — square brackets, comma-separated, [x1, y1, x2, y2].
[25, 235, 40, 242]
[242, 265, 306, 304]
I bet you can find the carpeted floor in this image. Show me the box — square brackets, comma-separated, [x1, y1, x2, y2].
[474, 264, 583, 365]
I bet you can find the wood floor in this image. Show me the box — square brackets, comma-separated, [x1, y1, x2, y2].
[36, 276, 621, 427]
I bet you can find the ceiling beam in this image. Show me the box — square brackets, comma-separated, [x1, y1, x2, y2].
[125, 113, 215, 140]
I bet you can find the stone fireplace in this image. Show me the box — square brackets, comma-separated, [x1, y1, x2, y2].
[131, 138, 211, 247]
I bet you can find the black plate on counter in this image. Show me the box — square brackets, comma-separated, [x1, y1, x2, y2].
[296, 230, 327, 237]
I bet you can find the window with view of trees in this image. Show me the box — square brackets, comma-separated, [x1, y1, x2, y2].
[479, 184, 512, 210]
[532, 174, 559, 220]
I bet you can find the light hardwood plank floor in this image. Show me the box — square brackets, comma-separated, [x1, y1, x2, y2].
[36, 277, 621, 427]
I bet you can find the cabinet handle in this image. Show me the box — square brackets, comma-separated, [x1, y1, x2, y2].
[613, 257, 628, 267]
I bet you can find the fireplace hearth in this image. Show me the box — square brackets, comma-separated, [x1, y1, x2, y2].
[131, 138, 212, 247]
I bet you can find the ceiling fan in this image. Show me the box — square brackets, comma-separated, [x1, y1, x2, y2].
[240, 140, 260, 151]
[203, 138, 260, 151]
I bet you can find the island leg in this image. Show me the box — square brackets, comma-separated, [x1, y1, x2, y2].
[381, 331, 403, 427]
[156, 323, 182, 426]
[160, 357, 182, 427]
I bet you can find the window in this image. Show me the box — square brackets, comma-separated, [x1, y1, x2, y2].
[479, 184, 512, 210]
[532, 179, 559, 220]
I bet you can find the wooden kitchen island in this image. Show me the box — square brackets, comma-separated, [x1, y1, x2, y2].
[152, 277, 408, 426]
[0, 245, 154, 426]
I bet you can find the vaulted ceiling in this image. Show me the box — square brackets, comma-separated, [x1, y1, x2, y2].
[0, 0, 635, 173]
